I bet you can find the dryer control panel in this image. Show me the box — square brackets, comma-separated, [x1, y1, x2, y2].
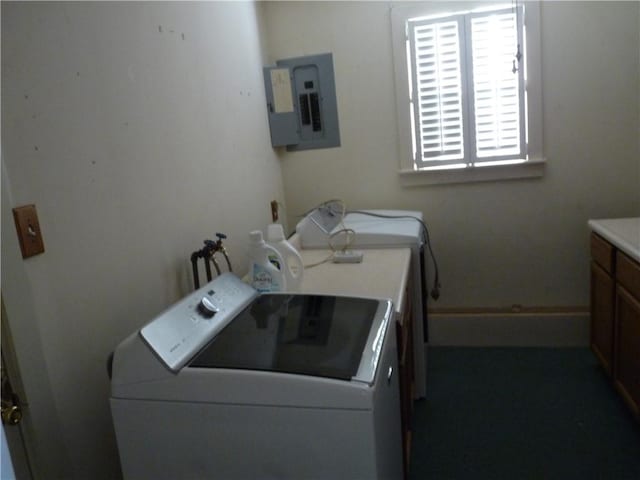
[140, 273, 258, 372]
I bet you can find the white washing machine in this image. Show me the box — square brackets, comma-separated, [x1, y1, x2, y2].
[110, 273, 402, 480]
[296, 206, 433, 398]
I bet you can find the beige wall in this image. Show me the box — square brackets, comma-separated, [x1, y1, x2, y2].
[2, 2, 284, 478]
[1, 1, 639, 478]
[264, 0, 640, 309]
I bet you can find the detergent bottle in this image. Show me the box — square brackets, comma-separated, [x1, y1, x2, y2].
[248, 230, 286, 292]
[266, 223, 304, 291]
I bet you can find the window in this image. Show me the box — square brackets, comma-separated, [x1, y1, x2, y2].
[391, 2, 544, 185]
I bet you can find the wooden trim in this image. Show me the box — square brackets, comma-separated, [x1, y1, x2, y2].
[429, 306, 589, 316]
[429, 311, 590, 347]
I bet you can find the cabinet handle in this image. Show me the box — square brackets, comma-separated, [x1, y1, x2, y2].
[387, 366, 394, 384]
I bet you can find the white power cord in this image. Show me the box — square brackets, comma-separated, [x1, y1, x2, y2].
[299, 200, 439, 302]
[302, 200, 357, 269]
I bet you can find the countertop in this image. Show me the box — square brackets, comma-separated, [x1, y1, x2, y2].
[297, 248, 412, 318]
[588, 217, 640, 263]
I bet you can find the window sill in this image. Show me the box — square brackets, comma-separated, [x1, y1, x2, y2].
[399, 158, 546, 187]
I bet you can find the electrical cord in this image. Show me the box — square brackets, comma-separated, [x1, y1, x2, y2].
[303, 226, 356, 270]
[301, 199, 352, 269]
[298, 198, 345, 220]
[298, 199, 441, 301]
[345, 209, 441, 301]
[303, 252, 335, 269]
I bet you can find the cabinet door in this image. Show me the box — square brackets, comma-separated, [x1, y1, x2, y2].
[590, 261, 615, 375]
[614, 285, 640, 416]
[396, 286, 414, 478]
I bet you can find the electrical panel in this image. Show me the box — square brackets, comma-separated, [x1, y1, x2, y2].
[263, 53, 340, 151]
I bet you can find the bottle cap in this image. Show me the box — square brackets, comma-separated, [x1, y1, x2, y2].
[249, 230, 264, 244]
[267, 223, 285, 242]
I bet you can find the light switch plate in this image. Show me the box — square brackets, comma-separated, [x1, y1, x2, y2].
[13, 204, 45, 258]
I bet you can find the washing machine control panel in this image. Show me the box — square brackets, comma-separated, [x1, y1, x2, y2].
[140, 273, 258, 372]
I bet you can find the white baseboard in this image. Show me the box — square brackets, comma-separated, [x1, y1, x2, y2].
[428, 311, 590, 347]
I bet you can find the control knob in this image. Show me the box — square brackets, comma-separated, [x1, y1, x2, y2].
[198, 297, 219, 318]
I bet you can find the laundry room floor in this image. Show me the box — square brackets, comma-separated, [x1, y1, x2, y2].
[408, 347, 640, 479]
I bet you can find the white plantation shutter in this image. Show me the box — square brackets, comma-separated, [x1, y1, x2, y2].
[409, 17, 466, 166]
[468, 10, 525, 161]
[407, 7, 525, 170]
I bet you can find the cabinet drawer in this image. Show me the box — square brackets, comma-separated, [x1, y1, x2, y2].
[617, 252, 640, 299]
[591, 233, 615, 273]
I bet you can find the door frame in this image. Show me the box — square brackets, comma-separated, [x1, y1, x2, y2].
[1, 304, 34, 479]
[1, 156, 74, 479]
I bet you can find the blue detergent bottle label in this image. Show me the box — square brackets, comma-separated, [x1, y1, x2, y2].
[252, 264, 281, 292]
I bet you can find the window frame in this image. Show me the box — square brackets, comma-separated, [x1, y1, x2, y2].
[391, 1, 544, 186]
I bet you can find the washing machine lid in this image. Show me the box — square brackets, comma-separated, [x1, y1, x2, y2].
[189, 294, 392, 384]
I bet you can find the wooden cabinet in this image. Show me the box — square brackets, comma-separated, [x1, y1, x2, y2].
[396, 284, 414, 478]
[590, 232, 640, 418]
[614, 252, 640, 416]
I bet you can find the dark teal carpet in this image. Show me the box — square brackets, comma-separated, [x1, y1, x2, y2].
[408, 347, 640, 479]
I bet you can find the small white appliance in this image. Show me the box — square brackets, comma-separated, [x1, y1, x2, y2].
[110, 273, 402, 480]
[296, 205, 432, 399]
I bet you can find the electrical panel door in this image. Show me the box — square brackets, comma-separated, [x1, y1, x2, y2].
[263, 53, 340, 151]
